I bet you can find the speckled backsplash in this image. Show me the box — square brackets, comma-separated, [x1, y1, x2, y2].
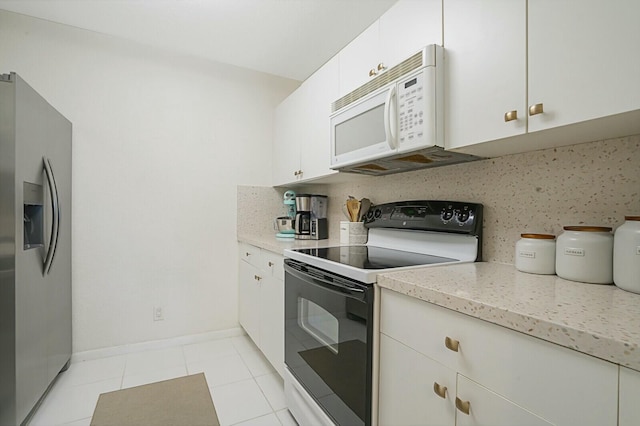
[238, 134, 640, 263]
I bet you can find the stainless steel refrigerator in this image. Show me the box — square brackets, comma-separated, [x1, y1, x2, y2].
[0, 72, 72, 425]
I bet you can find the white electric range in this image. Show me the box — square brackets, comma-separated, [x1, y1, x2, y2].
[282, 200, 483, 426]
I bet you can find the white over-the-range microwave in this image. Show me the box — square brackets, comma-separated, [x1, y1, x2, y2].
[330, 44, 480, 175]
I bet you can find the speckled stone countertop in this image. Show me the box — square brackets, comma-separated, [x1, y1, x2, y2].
[237, 234, 341, 256]
[377, 262, 640, 371]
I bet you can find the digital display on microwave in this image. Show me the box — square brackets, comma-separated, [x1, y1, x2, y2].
[404, 78, 417, 89]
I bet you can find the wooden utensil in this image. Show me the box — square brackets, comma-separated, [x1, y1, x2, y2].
[346, 198, 361, 222]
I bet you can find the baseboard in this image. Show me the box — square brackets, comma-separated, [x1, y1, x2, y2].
[71, 327, 246, 362]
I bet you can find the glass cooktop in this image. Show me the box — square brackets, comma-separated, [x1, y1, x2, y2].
[293, 246, 458, 270]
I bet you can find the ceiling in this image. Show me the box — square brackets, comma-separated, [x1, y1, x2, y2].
[0, 0, 398, 81]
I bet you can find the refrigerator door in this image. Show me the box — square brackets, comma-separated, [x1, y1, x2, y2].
[0, 73, 72, 425]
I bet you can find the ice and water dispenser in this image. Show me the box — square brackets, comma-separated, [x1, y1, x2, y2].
[23, 181, 44, 250]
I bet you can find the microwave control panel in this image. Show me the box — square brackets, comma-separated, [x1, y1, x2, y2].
[397, 68, 434, 149]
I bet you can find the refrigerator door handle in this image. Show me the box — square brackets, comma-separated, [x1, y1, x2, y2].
[43, 156, 60, 275]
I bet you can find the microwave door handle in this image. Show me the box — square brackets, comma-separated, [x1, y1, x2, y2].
[383, 85, 397, 149]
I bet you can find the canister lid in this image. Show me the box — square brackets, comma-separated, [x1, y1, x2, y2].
[624, 216, 640, 221]
[520, 233, 555, 239]
[563, 226, 612, 232]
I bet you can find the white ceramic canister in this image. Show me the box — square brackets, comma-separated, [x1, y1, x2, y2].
[613, 216, 640, 293]
[556, 226, 613, 284]
[515, 233, 556, 275]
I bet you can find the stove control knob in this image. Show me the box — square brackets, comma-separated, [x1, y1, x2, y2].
[442, 208, 454, 221]
[366, 210, 375, 220]
[374, 209, 382, 219]
[457, 210, 470, 223]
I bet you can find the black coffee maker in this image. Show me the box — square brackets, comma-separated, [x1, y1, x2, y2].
[294, 194, 328, 240]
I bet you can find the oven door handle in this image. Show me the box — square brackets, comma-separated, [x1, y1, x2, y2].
[285, 265, 367, 302]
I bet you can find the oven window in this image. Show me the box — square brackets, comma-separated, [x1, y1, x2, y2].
[285, 265, 373, 426]
[299, 298, 339, 352]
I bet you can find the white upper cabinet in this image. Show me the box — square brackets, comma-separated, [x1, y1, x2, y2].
[338, 0, 443, 97]
[379, 0, 443, 73]
[272, 56, 339, 186]
[298, 56, 340, 182]
[338, 20, 381, 97]
[527, 0, 640, 133]
[444, 0, 527, 150]
[273, 87, 303, 186]
[445, 0, 640, 155]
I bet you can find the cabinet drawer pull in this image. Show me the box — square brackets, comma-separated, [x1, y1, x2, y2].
[245, 252, 251, 257]
[529, 103, 544, 116]
[254, 275, 262, 281]
[268, 261, 274, 267]
[377, 62, 387, 71]
[504, 110, 518, 122]
[369, 69, 377, 77]
[433, 382, 447, 399]
[455, 397, 471, 415]
[444, 336, 460, 352]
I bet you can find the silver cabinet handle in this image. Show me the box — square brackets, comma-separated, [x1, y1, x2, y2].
[529, 103, 544, 116]
[504, 110, 518, 122]
[43, 156, 60, 275]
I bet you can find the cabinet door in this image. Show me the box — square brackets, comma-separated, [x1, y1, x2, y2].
[379, 0, 443, 68]
[444, 0, 527, 149]
[380, 289, 618, 426]
[298, 56, 339, 182]
[619, 366, 640, 426]
[379, 333, 456, 426]
[272, 87, 302, 186]
[455, 375, 552, 426]
[338, 20, 380, 97]
[238, 260, 261, 345]
[260, 252, 285, 377]
[527, 0, 640, 133]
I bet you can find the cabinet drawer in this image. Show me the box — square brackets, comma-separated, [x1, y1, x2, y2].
[380, 288, 618, 426]
[455, 374, 552, 426]
[238, 242, 261, 268]
[262, 251, 284, 280]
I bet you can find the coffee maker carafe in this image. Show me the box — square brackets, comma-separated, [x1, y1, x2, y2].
[294, 194, 328, 240]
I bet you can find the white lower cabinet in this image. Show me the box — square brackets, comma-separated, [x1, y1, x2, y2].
[238, 242, 284, 377]
[619, 366, 640, 426]
[378, 288, 619, 426]
[455, 375, 551, 426]
[379, 333, 456, 426]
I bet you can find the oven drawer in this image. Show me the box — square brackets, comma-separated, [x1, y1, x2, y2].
[379, 288, 618, 426]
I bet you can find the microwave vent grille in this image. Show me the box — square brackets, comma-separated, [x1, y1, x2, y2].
[332, 50, 425, 113]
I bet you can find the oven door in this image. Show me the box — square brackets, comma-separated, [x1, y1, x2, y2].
[284, 259, 373, 426]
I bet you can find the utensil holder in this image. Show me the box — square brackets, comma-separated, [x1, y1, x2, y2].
[340, 221, 368, 245]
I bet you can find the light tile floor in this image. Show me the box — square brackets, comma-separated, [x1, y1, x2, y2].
[28, 335, 298, 426]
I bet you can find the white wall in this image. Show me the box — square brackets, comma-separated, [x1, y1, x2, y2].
[0, 10, 299, 352]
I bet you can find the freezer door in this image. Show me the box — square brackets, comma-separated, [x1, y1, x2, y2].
[12, 73, 72, 424]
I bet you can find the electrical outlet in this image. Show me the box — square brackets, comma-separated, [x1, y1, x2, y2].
[153, 306, 164, 321]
